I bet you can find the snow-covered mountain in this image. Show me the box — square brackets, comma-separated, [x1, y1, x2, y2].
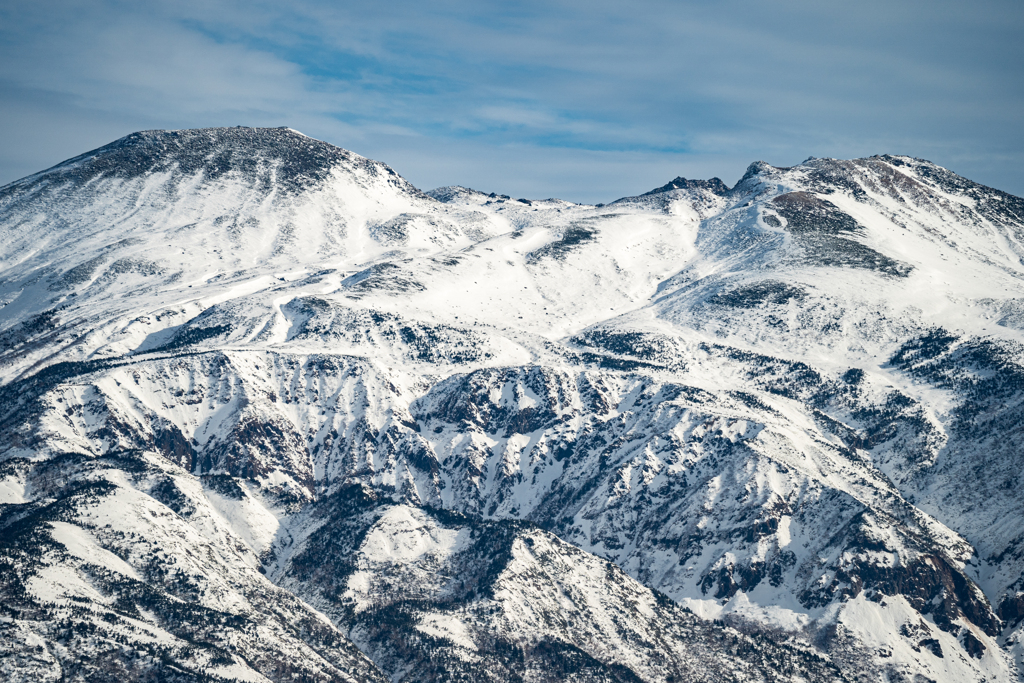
[2, 127, 1024, 682]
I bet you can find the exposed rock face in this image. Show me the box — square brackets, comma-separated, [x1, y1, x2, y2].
[2, 129, 1024, 681]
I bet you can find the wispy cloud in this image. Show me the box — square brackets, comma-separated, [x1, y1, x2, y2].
[1, 0, 1021, 202]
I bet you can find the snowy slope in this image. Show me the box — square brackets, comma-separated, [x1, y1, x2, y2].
[3, 128, 1024, 682]
[0, 450, 388, 682]
[276, 494, 846, 682]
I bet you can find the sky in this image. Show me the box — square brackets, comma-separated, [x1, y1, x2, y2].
[1, 0, 1022, 204]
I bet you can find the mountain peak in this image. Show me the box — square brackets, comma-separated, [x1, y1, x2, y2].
[641, 176, 730, 197]
[425, 185, 486, 203]
[2, 126, 423, 200]
[34, 126, 370, 193]
[737, 159, 777, 183]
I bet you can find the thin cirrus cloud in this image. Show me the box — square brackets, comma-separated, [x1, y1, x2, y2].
[0, 0, 1021, 203]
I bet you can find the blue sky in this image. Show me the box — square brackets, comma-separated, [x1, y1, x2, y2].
[1, 0, 1022, 203]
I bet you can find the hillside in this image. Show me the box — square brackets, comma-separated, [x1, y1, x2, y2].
[3, 127, 1024, 682]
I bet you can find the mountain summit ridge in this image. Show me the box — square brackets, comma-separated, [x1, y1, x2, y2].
[2, 126, 410, 194]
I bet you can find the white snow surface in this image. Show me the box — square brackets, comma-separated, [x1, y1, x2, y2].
[2, 129, 1024, 682]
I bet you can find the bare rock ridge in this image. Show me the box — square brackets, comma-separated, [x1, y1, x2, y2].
[2, 127, 1024, 682]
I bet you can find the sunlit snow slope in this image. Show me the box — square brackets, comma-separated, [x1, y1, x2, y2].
[3, 127, 1024, 682]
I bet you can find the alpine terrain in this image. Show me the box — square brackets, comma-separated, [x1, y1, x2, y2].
[2, 126, 1024, 683]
